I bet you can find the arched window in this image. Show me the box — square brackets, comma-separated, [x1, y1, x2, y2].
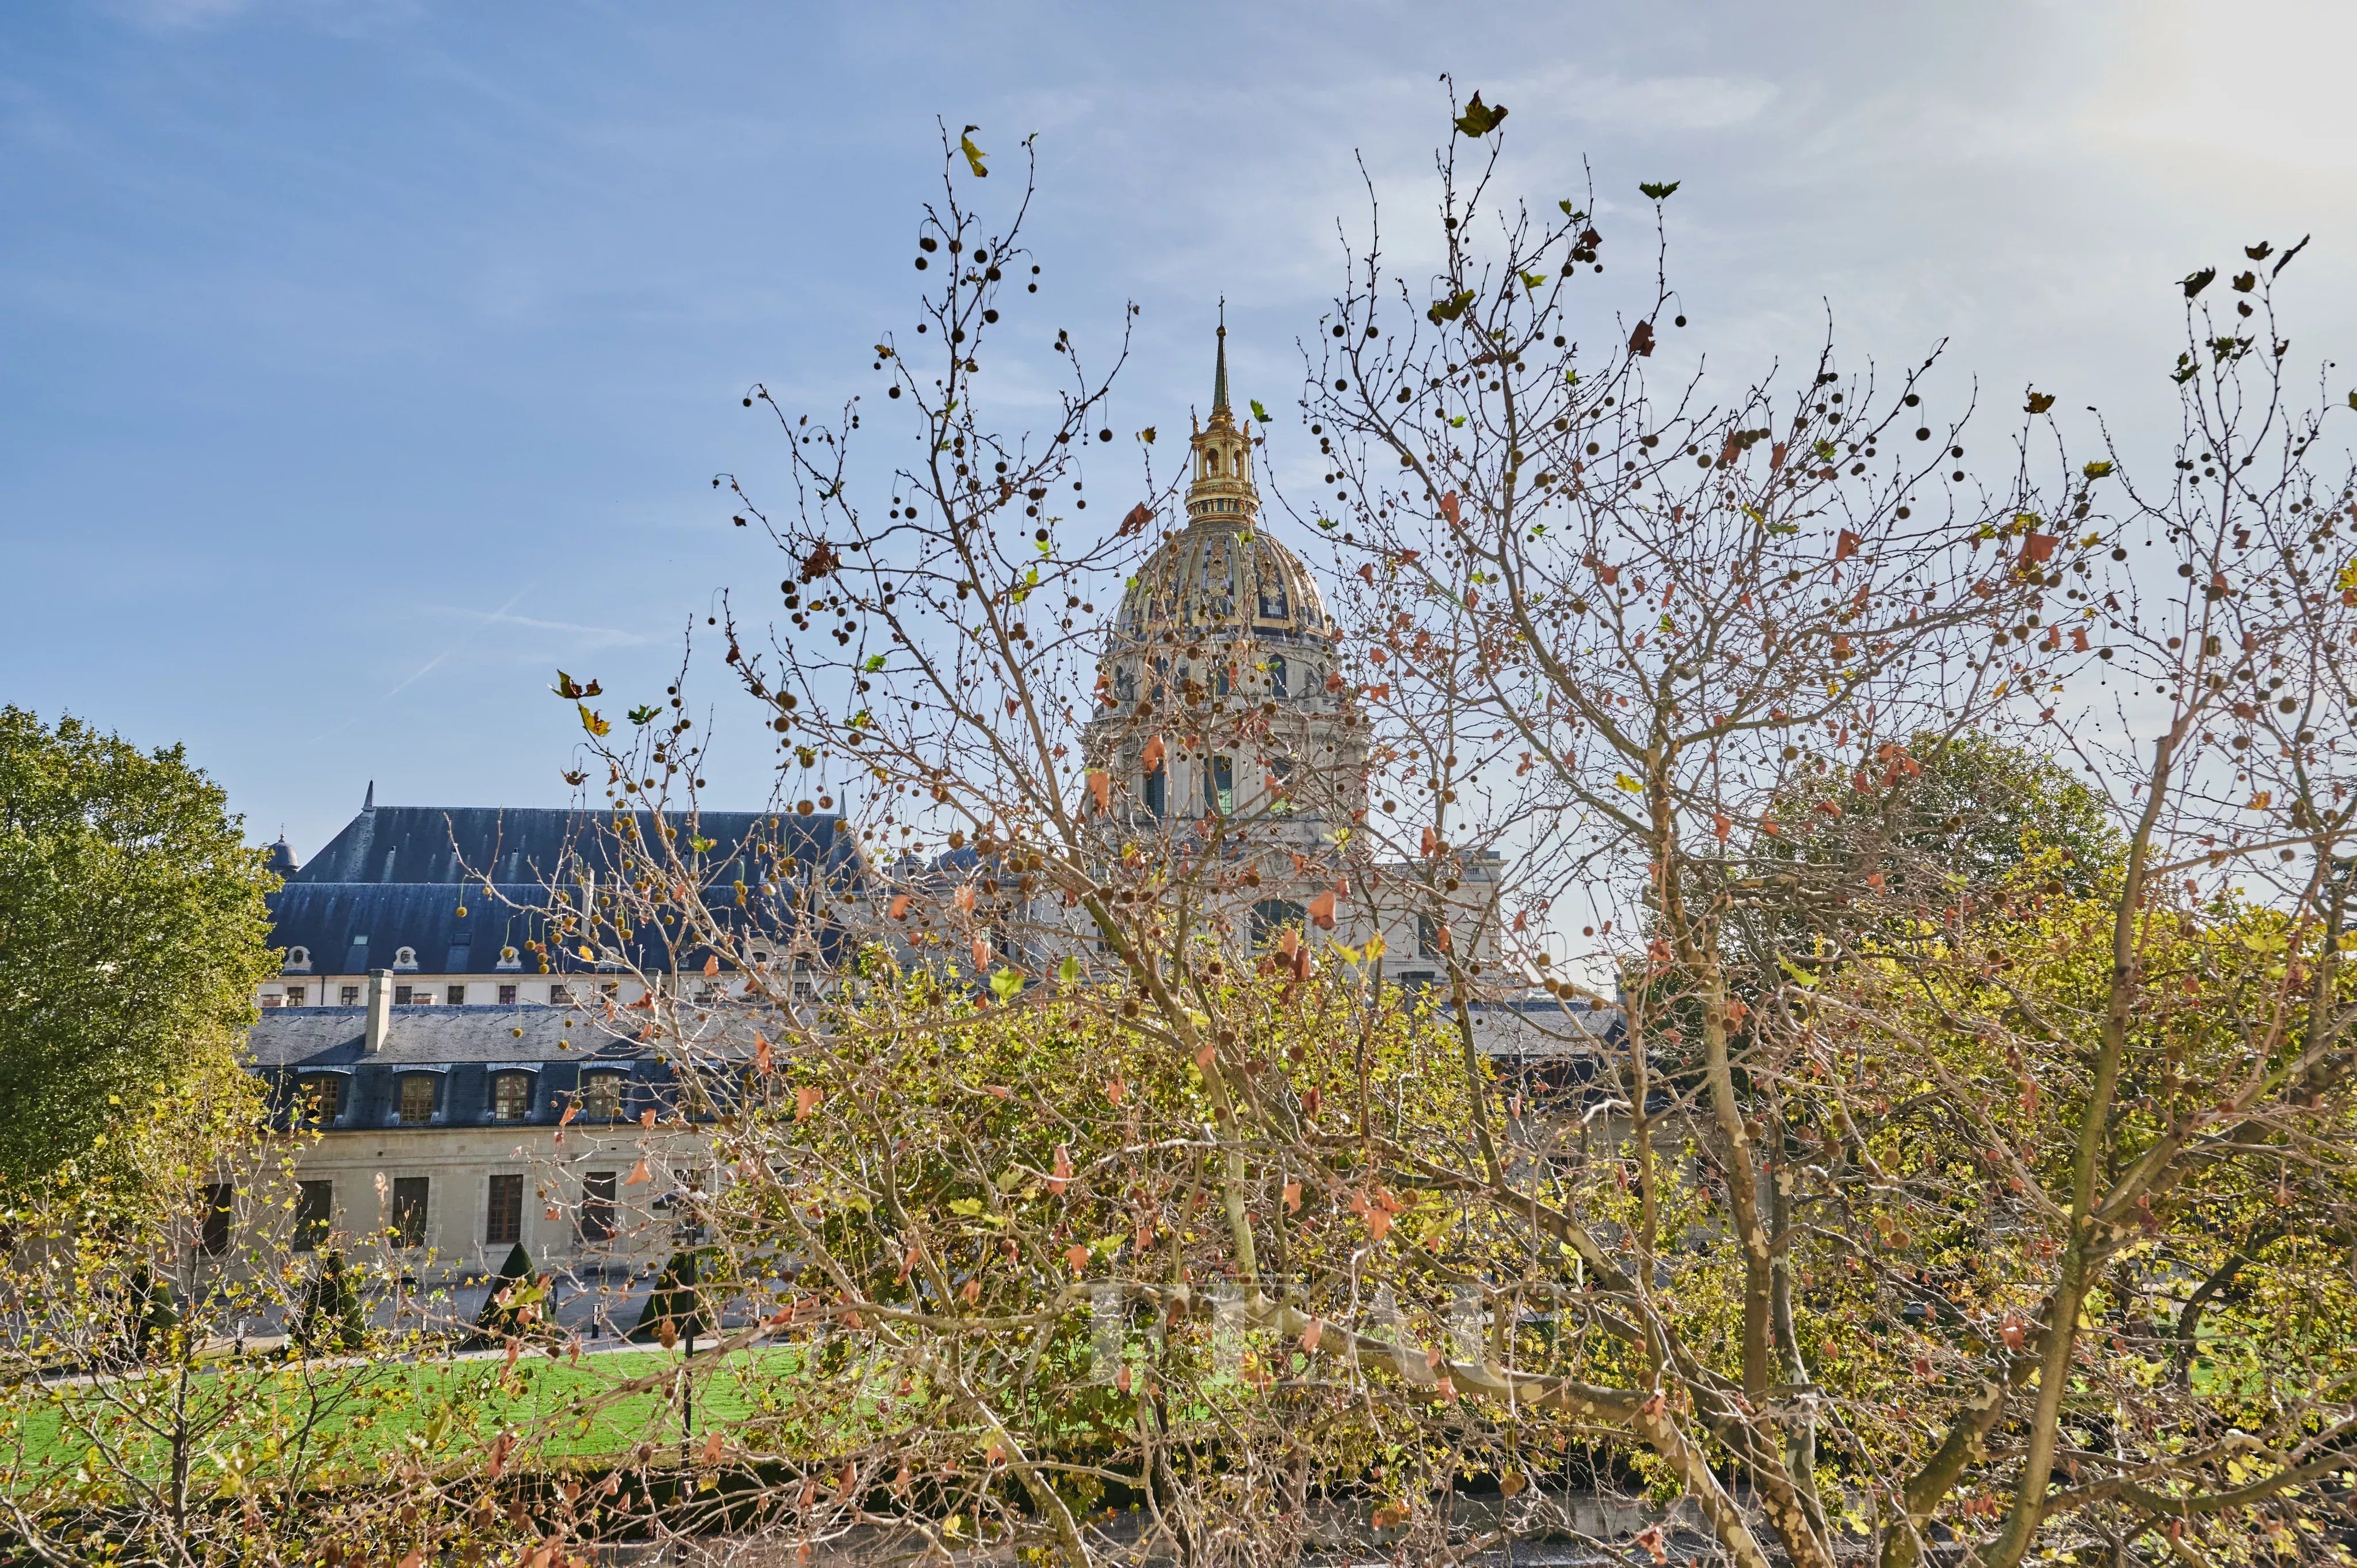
[1144, 759, 1167, 818]
[1204, 755, 1235, 817]
[1113, 665, 1136, 703]
[392, 945, 419, 971]
[285, 945, 312, 972]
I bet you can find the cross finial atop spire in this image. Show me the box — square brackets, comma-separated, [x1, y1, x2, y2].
[1212, 300, 1230, 418]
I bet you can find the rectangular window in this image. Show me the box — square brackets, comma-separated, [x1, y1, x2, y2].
[446, 985, 466, 1005]
[497, 984, 517, 1005]
[491, 1073, 532, 1123]
[398, 1074, 436, 1126]
[581, 1073, 623, 1122]
[282, 987, 306, 1006]
[550, 983, 571, 1005]
[1252, 899, 1307, 950]
[599, 981, 620, 999]
[1204, 755, 1234, 817]
[578, 1170, 617, 1243]
[390, 1177, 429, 1249]
[393, 985, 414, 1005]
[1143, 762, 1167, 818]
[198, 1182, 234, 1257]
[293, 1180, 333, 1251]
[303, 1074, 345, 1123]
[485, 1174, 523, 1247]
[1416, 913, 1441, 959]
[340, 985, 360, 1006]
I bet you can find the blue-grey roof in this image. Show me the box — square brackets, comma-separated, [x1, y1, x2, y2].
[246, 1005, 760, 1128]
[289, 805, 855, 888]
[269, 804, 867, 973]
[272, 883, 555, 975]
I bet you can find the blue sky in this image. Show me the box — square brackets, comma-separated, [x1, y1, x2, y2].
[5, 0, 2352, 857]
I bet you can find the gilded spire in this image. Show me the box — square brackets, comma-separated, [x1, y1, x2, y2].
[1212, 308, 1230, 418]
[1186, 311, 1256, 525]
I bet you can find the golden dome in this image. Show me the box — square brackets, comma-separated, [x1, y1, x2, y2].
[1110, 325, 1334, 651]
[1111, 523, 1332, 646]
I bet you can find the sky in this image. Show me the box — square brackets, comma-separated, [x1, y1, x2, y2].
[5, 0, 2355, 860]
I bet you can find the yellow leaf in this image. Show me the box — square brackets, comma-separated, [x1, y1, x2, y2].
[1613, 773, 1643, 793]
[578, 704, 610, 738]
[960, 133, 989, 178]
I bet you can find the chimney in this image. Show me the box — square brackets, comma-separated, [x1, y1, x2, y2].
[364, 968, 392, 1054]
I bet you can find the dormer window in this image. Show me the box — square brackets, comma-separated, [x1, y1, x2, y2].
[398, 1074, 437, 1126]
[299, 1074, 345, 1124]
[490, 1072, 534, 1123]
[581, 1072, 624, 1122]
[284, 946, 312, 974]
[392, 945, 419, 971]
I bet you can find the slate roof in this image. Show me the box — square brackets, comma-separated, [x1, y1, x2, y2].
[247, 1006, 761, 1128]
[270, 804, 866, 974]
[290, 806, 855, 890]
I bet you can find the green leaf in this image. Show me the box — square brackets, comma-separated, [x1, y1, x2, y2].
[628, 704, 659, 726]
[988, 968, 1024, 1002]
[1317, 517, 1338, 531]
[1057, 955, 1081, 985]
[1250, 399, 1272, 423]
[948, 1197, 984, 1218]
[864, 654, 886, 672]
[1638, 180, 1680, 201]
[1450, 415, 1467, 429]
[1558, 200, 1586, 220]
[1428, 289, 1477, 325]
[1454, 93, 1508, 137]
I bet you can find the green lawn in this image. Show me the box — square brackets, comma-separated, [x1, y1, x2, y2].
[3, 1342, 815, 1490]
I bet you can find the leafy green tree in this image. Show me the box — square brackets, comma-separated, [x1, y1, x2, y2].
[0, 708, 279, 1187]
[1887, 730, 2120, 886]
